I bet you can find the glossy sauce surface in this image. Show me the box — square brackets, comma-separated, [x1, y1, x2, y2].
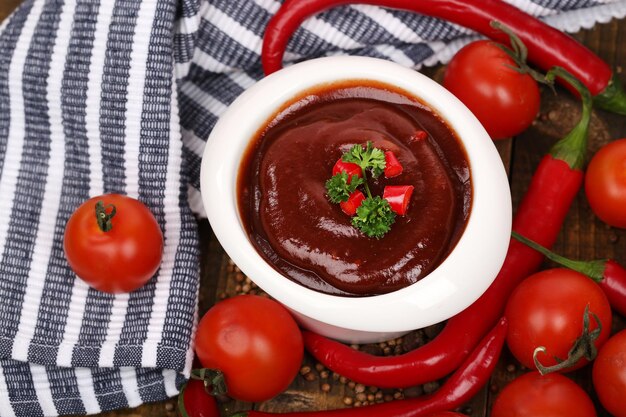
[238, 82, 471, 296]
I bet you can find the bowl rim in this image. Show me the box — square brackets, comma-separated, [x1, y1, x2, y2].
[200, 56, 511, 332]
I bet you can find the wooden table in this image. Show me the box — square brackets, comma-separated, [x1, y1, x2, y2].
[2, 1, 626, 416]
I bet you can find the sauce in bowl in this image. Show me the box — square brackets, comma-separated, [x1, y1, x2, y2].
[238, 81, 472, 296]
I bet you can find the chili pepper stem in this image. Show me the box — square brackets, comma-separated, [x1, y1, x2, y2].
[511, 231, 606, 281]
[594, 74, 626, 115]
[95, 201, 116, 232]
[545, 67, 593, 170]
[533, 305, 602, 374]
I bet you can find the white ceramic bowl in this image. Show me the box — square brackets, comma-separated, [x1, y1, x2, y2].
[201, 56, 511, 344]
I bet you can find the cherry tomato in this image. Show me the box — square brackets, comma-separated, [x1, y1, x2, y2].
[504, 268, 611, 372]
[491, 372, 596, 417]
[194, 295, 304, 402]
[425, 413, 468, 417]
[584, 138, 626, 228]
[63, 194, 163, 293]
[443, 40, 540, 140]
[178, 379, 220, 417]
[593, 329, 626, 417]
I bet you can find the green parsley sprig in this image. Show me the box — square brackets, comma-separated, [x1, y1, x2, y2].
[352, 196, 396, 239]
[325, 141, 396, 239]
[343, 141, 387, 180]
[325, 172, 364, 203]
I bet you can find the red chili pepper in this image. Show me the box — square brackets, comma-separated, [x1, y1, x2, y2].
[303, 67, 591, 388]
[262, 0, 626, 114]
[384, 151, 403, 178]
[383, 185, 413, 215]
[512, 231, 626, 318]
[601, 260, 626, 317]
[340, 190, 366, 215]
[333, 159, 362, 181]
[229, 318, 507, 417]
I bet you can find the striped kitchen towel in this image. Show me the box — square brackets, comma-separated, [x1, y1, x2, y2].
[1, 0, 625, 416]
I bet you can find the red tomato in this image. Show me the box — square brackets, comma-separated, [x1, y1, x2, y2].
[443, 40, 540, 140]
[584, 138, 626, 228]
[194, 295, 304, 402]
[178, 379, 220, 417]
[63, 194, 163, 293]
[593, 329, 626, 417]
[425, 413, 468, 417]
[491, 372, 596, 417]
[504, 268, 611, 372]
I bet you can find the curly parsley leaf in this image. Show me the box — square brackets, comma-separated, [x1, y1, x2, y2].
[351, 196, 396, 239]
[325, 172, 364, 203]
[342, 141, 386, 178]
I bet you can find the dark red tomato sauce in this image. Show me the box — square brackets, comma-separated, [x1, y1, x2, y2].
[238, 81, 471, 296]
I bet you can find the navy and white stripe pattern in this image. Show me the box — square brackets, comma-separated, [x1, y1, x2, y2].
[0, 0, 625, 415]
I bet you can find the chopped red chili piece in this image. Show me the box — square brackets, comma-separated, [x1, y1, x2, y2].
[411, 130, 428, 142]
[332, 159, 362, 182]
[384, 151, 403, 178]
[340, 190, 366, 216]
[383, 185, 414, 215]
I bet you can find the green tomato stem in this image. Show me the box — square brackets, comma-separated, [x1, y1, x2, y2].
[490, 21, 545, 84]
[190, 368, 228, 397]
[533, 305, 601, 375]
[95, 201, 116, 232]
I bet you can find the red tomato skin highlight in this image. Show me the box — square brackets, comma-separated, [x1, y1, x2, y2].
[63, 194, 163, 293]
[443, 40, 540, 140]
[585, 138, 626, 228]
[194, 295, 304, 403]
[504, 268, 612, 372]
[593, 329, 626, 417]
[492, 372, 597, 417]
